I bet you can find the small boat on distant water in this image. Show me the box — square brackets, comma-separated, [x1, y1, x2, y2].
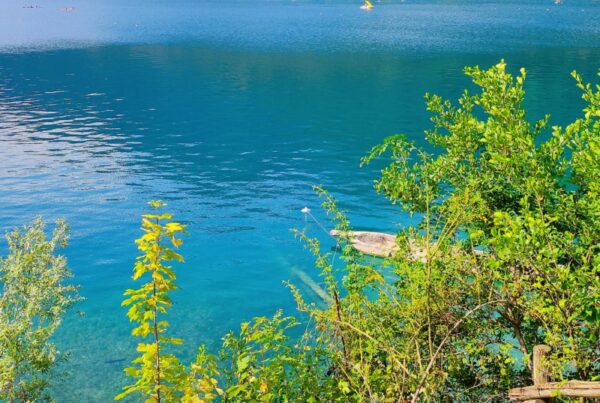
[360, 0, 374, 10]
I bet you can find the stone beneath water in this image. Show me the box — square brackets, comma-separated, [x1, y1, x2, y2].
[330, 230, 486, 261]
[329, 230, 400, 258]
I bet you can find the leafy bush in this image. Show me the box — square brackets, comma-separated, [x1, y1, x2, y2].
[0, 218, 80, 402]
[358, 61, 600, 399]
[116, 202, 338, 402]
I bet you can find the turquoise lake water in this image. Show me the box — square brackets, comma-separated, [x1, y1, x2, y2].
[1, 0, 599, 400]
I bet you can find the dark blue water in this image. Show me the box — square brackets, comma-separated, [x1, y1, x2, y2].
[1, 0, 599, 400]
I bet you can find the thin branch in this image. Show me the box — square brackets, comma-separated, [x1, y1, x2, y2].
[411, 299, 504, 403]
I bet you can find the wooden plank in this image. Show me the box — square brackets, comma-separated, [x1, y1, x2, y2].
[509, 381, 600, 401]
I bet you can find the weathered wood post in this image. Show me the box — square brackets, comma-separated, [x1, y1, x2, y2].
[533, 345, 551, 386]
[524, 344, 551, 403]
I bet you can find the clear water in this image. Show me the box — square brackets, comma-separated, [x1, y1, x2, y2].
[1, 0, 599, 400]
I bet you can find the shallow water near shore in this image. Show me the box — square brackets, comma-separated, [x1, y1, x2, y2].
[1, 0, 600, 400]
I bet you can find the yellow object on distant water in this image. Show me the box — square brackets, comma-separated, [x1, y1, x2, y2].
[360, 0, 373, 10]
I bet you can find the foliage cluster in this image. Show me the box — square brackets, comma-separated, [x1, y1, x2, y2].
[0, 218, 80, 402]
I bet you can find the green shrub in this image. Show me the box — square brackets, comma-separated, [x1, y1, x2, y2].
[0, 218, 80, 402]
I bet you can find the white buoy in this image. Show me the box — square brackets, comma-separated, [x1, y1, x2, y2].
[301, 206, 311, 222]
